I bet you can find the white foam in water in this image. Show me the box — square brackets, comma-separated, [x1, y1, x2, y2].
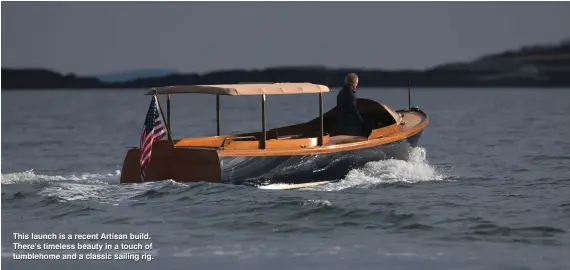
[303, 199, 332, 206]
[39, 180, 166, 204]
[1, 169, 120, 185]
[40, 182, 164, 204]
[258, 183, 292, 190]
[39, 184, 113, 202]
[1, 169, 154, 204]
[310, 147, 449, 191]
[1, 170, 68, 184]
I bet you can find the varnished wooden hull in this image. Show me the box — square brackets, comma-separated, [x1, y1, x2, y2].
[219, 131, 423, 186]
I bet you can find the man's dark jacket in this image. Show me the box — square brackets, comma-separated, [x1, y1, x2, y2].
[335, 86, 366, 135]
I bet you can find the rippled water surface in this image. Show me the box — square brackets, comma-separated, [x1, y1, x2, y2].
[2, 88, 570, 269]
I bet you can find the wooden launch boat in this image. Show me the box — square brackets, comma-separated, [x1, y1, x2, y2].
[120, 83, 429, 187]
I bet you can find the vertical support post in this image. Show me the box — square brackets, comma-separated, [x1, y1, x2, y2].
[408, 82, 411, 111]
[318, 92, 324, 146]
[216, 95, 220, 136]
[154, 94, 174, 147]
[167, 94, 171, 134]
[261, 94, 267, 149]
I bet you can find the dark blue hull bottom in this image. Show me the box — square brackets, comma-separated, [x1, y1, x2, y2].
[219, 132, 423, 186]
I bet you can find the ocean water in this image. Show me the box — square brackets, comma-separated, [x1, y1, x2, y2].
[2, 88, 570, 269]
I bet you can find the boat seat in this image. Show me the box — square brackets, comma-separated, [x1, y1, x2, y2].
[329, 135, 368, 145]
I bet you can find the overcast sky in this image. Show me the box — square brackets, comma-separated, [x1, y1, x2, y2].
[2, 1, 569, 75]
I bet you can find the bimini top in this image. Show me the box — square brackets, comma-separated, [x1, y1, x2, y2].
[146, 83, 330, 96]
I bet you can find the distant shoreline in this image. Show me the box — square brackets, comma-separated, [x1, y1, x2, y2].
[2, 66, 569, 89]
[2, 41, 569, 90]
[3, 86, 569, 91]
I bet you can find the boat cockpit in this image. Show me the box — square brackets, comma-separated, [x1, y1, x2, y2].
[172, 98, 403, 149]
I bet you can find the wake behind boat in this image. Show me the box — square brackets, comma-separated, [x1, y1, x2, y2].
[120, 82, 429, 187]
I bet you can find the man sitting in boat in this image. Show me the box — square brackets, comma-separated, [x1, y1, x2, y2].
[334, 73, 368, 136]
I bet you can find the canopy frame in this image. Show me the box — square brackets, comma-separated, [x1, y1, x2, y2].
[146, 82, 331, 96]
[151, 83, 328, 149]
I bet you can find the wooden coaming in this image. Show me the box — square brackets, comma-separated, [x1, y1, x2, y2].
[174, 135, 231, 148]
[215, 111, 428, 156]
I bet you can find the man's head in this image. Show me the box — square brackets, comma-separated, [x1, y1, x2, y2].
[344, 73, 359, 90]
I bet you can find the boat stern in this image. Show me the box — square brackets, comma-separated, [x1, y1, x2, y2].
[119, 141, 222, 184]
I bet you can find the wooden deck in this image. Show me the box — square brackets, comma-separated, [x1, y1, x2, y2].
[400, 111, 423, 130]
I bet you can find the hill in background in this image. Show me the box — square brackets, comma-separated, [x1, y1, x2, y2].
[2, 40, 570, 89]
[96, 68, 180, 83]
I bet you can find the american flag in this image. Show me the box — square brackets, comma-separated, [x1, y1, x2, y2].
[140, 96, 166, 181]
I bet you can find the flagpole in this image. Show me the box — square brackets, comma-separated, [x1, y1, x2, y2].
[153, 93, 174, 147]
